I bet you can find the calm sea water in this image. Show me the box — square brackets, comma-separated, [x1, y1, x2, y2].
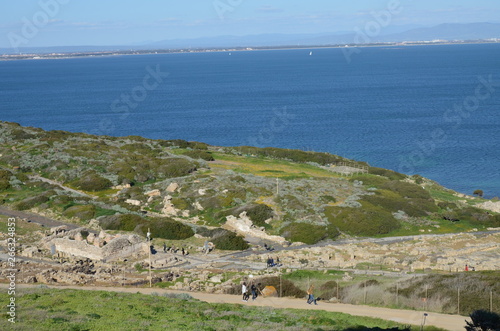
[1, 44, 499, 197]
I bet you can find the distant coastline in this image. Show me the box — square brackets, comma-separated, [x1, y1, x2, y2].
[1, 39, 499, 61]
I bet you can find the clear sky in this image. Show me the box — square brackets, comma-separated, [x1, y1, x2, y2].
[1, 0, 499, 47]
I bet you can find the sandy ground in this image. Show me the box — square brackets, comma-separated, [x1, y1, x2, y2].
[4, 284, 471, 331]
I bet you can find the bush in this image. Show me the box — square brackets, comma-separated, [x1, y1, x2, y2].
[257, 276, 306, 298]
[71, 172, 112, 191]
[362, 190, 437, 217]
[368, 167, 406, 180]
[319, 280, 341, 300]
[325, 202, 400, 236]
[63, 205, 96, 221]
[211, 232, 249, 250]
[244, 204, 274, 227]
[14, 195, 50, 211]
[438, 201, 457, 210]
[157, 158, 197, 178]
[199, 196, 222, 210]
[0, 179, 10, 191]
[0, 169, 13, 180]
[320, 195, 337, 204]
[381, 180, 431, 199]
[350, 174, 390, 188]
[216, 188, 247, 208]
[182, 150, 214, 161]
[473, 189, 484, 198]
[466, 310, 500, 331]
[99, 214, 146, 231]
[170, 197, 190, 210]
[136, 218, 194, 240]
[281, 223, 335, 244]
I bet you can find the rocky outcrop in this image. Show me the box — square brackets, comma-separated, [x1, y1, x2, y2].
[223, 212, 286, 245]
[477, 200, 500, 213]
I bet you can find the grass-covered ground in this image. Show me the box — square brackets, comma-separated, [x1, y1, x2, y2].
[0, 288, 444, 331]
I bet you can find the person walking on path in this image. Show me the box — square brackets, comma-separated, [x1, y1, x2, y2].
[242, 282, 249, 302]
[251, 283, 258, 301]
[307, 285, 317, 305]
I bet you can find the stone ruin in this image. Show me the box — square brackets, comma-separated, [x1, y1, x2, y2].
[41, 226, 149, 261]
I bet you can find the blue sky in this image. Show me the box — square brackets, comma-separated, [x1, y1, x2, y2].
[1, 0, 499, 47]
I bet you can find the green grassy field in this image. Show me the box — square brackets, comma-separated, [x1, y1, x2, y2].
[0, 288, 444, 331]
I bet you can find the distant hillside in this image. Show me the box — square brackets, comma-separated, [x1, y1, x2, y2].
[146, 22, 500, 48]
[376, 22, 500, 42]
[3, 22, 499, 55]
[0, 121, 498, 247]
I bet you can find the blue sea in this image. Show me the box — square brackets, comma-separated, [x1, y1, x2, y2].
[1, 44, 499, 197]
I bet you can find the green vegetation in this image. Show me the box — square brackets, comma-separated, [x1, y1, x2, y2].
[0, 121, 497, 247]
[0, 288, 432, 331]
[325, 202, 400, 236]
[280, 222, 337, 244]
[466, 310, 500, 331]
[98, 214, 194, 240]
[63, 204, 96, 221]
[182, 150, 215, 161]
[211, 232, 249, 250]
[71, 171, 113, 192]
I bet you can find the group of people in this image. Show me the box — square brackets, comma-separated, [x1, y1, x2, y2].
[241, 282, 319, 306]
[266, 256, 282, 268]
[241, 282, 259, 302]
[465, 264, 476, 271]
[163, 244, 189, 256]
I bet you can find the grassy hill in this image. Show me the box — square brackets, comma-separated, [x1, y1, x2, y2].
[0, 121, 498, 247]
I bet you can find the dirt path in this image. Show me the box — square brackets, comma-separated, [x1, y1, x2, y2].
[8, 284, 470, 331]
[0, 206, 80, 230]
[28, 175, 91, 198]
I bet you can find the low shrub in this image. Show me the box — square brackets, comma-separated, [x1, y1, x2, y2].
[71, 172, 112, 191]
[14, 194, 50, 211]
[319, 280, 341, 300]
[157, 158, 197, 178]
[218, 188, 247, 208]
[63, 205, 96, 221]
[381, 180, 431, 200]
[368, 167, 407, 180]
[280, 223, 335, 244]
[257, 276, 306, 298]
[320, 195, 337, 204]
[135, 218, 194, 240]
[0, 169, 13, 180]
[362, 190, 437, 217]
[350, 174, 390, 188]
[170, 197, 190, 210]
[99, 214, 146, 231]
[466, 310, 500, 331]
[182, 150, 214, 161]
[0, 179, 10, 191]
[244, 204, 273, 227]
[438, 201, 457, 210]
[211, 232, 249, 250]
[325, 202, 400, 236]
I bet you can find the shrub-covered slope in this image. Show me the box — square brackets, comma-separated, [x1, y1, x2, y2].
[0, 121, 497, 247]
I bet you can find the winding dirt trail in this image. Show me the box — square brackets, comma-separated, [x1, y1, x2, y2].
[8, 284, 470, 331]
